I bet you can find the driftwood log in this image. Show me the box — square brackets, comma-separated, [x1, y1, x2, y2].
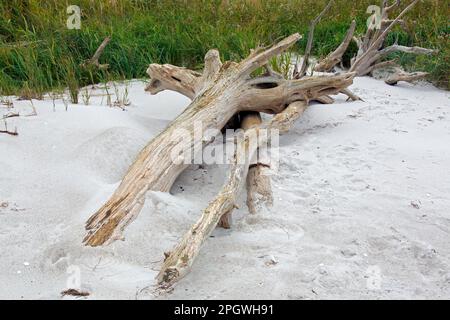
[78, 0, 439, 291]
[385, 68, 429, 85]
[157, 101, 309, 287]
[84, 33, 355, 247]
[349, 0, 436, 76]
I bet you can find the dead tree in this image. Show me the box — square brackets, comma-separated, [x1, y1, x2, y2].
[350, 0, 436, 76]
[83, 33, 355, 248]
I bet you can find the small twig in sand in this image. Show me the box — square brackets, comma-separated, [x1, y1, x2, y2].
[92, 257, 102, 271]
[62, 96, 69, 111]
[82, 87, 92, 106]
[0, 120, 18, 136]
[2, 112, 20, 119]
[112, 82, 131, 110]
[0, 97, 14, 108]
[61, 288, 90, 297]
[24, 99, 37, 117]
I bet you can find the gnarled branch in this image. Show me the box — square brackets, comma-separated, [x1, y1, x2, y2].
[315, 20, 356, 72]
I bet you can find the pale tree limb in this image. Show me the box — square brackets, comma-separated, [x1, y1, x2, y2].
[157, 101, 309, 288]
[83, 33, 355, 247]
[314, 95, 335, 104]
[385, 68, 429, 85]
[367, 59, 398, 73]
[379, 44, 437, 56]
[314, 20, 356, 72]
[2, 112, 19, 119]
[81, 37, 111, 70]
[340, 88, 363, 102]
[246, 163, 273, 215]
[294, 0, 334, 79]
[350, 0, 432, 77]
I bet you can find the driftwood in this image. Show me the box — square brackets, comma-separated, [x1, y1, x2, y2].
[218, 111, 272, 227]
[77, 1, 440, 291]
[293, 1, 361, 102]
[81, 37, 111, 70]
[157, 101, 309, 288]
[293, 0, 334, 79]
[0, 120, 18, 136]
[385, 68, 428, 85]
[83, 33, 355, 248]
[2, 112, 20, 119]
[350, 0, 436, 76]
[314, 20, 356, 72]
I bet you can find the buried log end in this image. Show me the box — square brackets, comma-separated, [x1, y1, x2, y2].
[218, 212, 232, 229]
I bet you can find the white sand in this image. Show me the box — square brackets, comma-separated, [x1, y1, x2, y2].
[0, 77, 449, 300]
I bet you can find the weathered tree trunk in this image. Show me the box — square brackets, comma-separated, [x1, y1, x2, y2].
[84, 34, 355, 247]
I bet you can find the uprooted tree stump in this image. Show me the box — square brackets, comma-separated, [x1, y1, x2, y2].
[83, 31, 356, 288]
[84, 33, 355, 248]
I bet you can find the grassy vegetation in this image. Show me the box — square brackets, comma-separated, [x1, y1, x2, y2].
[0, 0, 448, 98]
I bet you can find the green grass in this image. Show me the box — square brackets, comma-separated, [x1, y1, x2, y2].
[0, 0, 448, 98]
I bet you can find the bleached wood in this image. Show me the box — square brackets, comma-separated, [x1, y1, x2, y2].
[294, 0, 334, 78]
[81, 37, 111, 70]
[84, 33, 355, 247]
[350, 0, 434, 77]
[385, 69, 428, 85]
[315, 20, 356, 72]
[157, 101, 309, 288]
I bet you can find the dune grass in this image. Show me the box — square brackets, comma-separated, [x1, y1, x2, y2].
[0, 0, 448, 98]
